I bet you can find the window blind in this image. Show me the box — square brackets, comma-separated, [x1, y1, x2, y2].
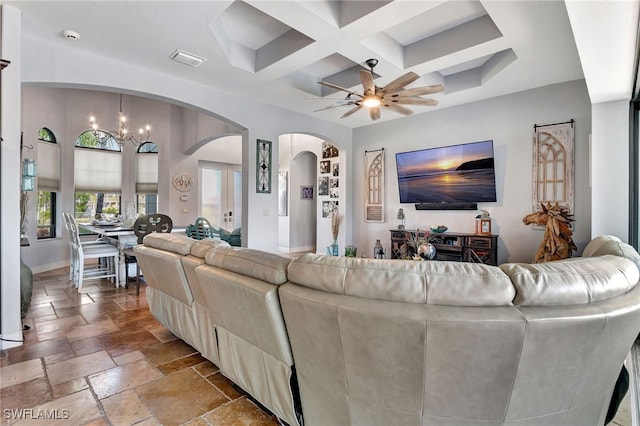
[37, 140, 60, 191]
[74, 148, 122, 193]
[136, 152, 158, 193]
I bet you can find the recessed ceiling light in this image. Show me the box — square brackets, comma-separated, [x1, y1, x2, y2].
[61, 30, 80, 40]
[169, 49, 207, 68]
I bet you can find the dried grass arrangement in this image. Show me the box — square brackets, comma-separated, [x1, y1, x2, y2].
[331, 209, 341, 242]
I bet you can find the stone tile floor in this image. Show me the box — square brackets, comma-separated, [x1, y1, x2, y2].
[0, 269, 279, 426]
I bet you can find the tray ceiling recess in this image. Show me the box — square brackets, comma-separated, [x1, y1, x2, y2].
[211, 1, 516, 96]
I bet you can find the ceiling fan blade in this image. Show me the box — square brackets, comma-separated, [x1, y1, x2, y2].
[318, 81, 361, 97]
[359, 70, 375, 95]
[306, 97, 354, 100]
[391, 97, 439, 106]
[341, 104, 362, 118]
[314, 102, 356, 112]
[369, 106, 381, 121]
[390, 84, 444, 97]
[380, 71, 420, 94]
[384, 103, 414, 116]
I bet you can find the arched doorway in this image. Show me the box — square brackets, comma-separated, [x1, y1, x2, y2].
[278, 134, 324, 253]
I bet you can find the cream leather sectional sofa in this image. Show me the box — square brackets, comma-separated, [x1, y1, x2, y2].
[134, 234, 640, 426]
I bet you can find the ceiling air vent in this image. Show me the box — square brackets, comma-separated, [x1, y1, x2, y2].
[169, 49, 207, 68]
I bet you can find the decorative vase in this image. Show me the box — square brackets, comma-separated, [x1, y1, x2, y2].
[330, 242, 339, 256]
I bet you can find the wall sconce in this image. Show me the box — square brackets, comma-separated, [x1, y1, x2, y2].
[21, 158, 36, 191]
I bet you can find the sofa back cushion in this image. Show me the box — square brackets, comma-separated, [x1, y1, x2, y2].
[500, 254, 639, 306]
[133, 245, 193, 306]
[582, 235, 640, 271]
[142, 233, 194, 255]
[287, 254, 515, 306]
[204, 246, 291, 285]
[190, 238, 230, 259]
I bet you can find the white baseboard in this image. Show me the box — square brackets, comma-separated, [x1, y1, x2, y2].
[0, 331, 25, 349]
[29, 260, 69, 275]
[284, 245, 316, 254]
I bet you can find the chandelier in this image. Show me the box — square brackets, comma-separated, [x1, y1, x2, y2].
[89, 94, 151, 147]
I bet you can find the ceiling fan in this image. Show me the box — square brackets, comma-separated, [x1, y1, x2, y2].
[317, 59, 444, 121]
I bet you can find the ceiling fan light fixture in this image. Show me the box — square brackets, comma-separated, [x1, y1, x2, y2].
[316, 59, 442, 121]
[362, 95, 381, 108]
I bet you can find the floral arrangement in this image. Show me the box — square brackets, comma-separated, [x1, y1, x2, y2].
[400, 228, 431, 260]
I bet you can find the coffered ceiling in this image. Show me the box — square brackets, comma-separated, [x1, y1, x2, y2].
[5, 1, 634, 128]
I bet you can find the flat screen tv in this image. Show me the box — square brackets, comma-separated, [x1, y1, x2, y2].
[395, 140, 497, 205]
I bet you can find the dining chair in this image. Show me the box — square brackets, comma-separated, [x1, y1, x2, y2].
[186, 216, 216, 240]
[123, 213, 173, 295]
[65, 213, 120, 291]
[62, 212, 111, 281]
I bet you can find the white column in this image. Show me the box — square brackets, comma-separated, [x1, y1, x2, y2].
[1, 4, 25, 349]
[591, 100, 630, 241]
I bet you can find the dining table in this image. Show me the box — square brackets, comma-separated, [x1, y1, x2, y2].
[78, 222, 186, 286]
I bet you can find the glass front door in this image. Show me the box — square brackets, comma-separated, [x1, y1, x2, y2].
[199, 162, 242, 231]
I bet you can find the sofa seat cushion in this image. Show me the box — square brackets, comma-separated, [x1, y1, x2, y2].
[142, 233, 195, 255]
[204, 246, 291, 285]
[500, 254, 639, 306]
[287, 254, 515, 306]
[190, 238, 230, 259]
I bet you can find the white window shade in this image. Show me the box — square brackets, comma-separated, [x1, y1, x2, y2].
[37, 141, 60, 191]
[136, 153, 158, 193]
[74, 148, 122, 193]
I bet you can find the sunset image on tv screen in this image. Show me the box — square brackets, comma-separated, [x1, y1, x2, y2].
[395, 140, 497, 204]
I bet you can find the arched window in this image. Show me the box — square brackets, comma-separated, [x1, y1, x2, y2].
[75, 130, 121, 151]
[137, 141, 158, 153]
[38, 127, 57, 143]
[36, 127, 59, 239]
[74, 131, 123, 222]
[136, 141, 159, 215]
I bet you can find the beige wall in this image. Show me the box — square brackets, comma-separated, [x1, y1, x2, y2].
[353, 80, 593, 263]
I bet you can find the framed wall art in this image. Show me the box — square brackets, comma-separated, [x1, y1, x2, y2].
[364, 148, 384, 222]
[318, 177, 329, 195]
[256, 139, 272, 193]
[532, 120, 574, 214]
[301, 185, 314, 200]
[173, 172, 194, 192]
[322, 201, 338, 218]
[322, 142, 339, 159]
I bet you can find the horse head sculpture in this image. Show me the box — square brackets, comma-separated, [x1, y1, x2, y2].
[523, 202, 576, 263]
